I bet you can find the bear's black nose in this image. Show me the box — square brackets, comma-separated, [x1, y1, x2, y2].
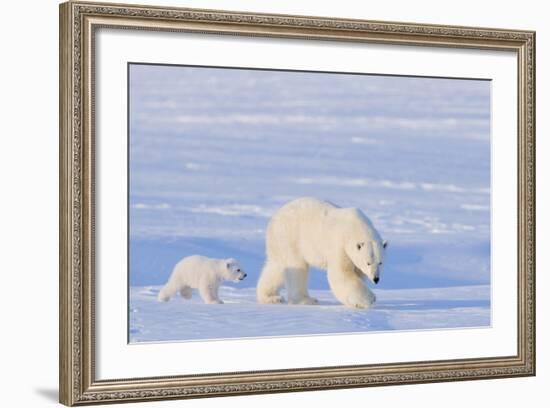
[373, 277, 379, 284]
[243, 273, 247, 278]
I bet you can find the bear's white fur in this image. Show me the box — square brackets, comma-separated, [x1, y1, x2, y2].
[257, 197, 387, 309]
[158, 255, 246, 304]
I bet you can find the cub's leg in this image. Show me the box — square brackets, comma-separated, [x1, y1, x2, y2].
[157, 281, 178, 302]
[286, 266, 318, 305]
[199, 284, 223, 304]
[179, 286, 192, 299]
[257, 260, 286, 304]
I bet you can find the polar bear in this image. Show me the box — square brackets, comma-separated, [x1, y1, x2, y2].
[257, 198, 387, 309]
[158, 255, 247, 304]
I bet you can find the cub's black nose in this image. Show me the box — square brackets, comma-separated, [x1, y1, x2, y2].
[373, 277, 379, 284]
[243, 273, 247, 278]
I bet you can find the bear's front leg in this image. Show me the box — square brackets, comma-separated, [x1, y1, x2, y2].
[345, 286, 376, 309]
[327, 268, 376, 309]
[199, 284, 223, 304]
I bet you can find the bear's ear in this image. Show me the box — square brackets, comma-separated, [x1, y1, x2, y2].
[383, 240, 388, 249]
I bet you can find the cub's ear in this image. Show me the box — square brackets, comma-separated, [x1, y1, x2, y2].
[226, 258, 236, 269]
[383, 240, 388, 249]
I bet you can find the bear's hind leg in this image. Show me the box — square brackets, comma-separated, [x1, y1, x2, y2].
[286, 266, 318, 305]
[257, 260, 286, 304]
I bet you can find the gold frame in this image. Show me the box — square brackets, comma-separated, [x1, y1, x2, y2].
[59, 1, 536, 405]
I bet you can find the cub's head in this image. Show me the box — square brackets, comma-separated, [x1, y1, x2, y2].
[342, 209, 388, 285]
[223, 258, 247, 282]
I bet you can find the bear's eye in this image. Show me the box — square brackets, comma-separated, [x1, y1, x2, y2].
[357, 243, 363, 250]
[237, 269, 241, 272]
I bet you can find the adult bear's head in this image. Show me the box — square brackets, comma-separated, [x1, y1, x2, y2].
[341, 208, 388, 285]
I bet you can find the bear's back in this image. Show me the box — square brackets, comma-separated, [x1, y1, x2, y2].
[265, 198, 338, 262]
[277, 197, 337, 215]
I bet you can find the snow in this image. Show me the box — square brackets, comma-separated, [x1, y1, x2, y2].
[129, 285, 490, 343]
[128, 64, 491, 342]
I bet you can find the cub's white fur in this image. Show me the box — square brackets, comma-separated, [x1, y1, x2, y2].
[158, 255, 246, 304]
[257, 197, 387, 309]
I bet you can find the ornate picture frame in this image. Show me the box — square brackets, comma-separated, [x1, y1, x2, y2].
[59, 1, 535, 405]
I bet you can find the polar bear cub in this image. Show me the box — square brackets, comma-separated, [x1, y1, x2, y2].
[158, 255, 247, 304]
[257, 197, 387, 309]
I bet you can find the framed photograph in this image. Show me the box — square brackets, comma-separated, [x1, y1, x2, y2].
[59, 1, 536, 405]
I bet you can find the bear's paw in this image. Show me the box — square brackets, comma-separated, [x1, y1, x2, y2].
[346, 292, 376, 309]
[289, 296, 319, 305]
[260, 295, 286, 304]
